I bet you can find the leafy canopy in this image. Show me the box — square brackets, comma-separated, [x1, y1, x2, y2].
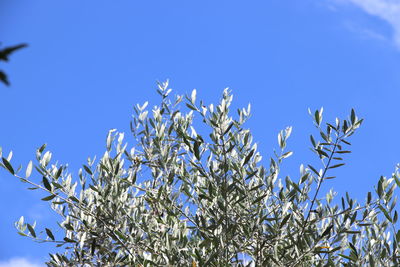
[1, 81, 400, 266]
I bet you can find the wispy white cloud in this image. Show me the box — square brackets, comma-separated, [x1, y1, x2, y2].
[343, 19, 387, 42]
[342, 0, 400, 47]
[0, 258, 44, 267]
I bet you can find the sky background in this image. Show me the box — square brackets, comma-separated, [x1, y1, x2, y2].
[1, 0, 400, 265]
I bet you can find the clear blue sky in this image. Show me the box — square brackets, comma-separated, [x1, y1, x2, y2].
[1, 0, 400, 265]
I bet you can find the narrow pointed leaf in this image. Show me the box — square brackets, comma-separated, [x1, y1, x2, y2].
[2, 157, 14, 175]
[26, 161, 33, 178]
[46, 228, 55, 240]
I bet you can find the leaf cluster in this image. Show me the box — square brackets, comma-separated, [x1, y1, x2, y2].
[1, 82, 400, 266]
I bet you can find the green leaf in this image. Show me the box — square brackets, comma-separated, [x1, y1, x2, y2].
[42, 194, 56, 201]
[191, 89, 196, 103]
[315, 110, 320, 126]
[2, 157, 14, 175]
[280, 214, 291, 228]
[54, 167, 63, 180]
[25, 161, 33, 178]
[52, 182, 63, 189]
[349, 242, 358, 256]
[327, 246, 341, 253]
[186, 103, 197, 110]
[358, 223, 372, 227]
[64, 223, 74, 231]
[320, 131, 329, 142]
[91, 239, 96, 256]
[394, 175, 400, 187]
[223, 122, 234, 136]
[300, 173, 309, 184]
[83, 165, 93, 175]
[350, 109, 356, 124]
[245, 170, 258, 180]
[193, 141, 201, 160]
[355, 118, 363, 127]
[233, 195, 248, 205]
[339, 253, 357, 262]
[38, 143, 47, 153]
[379, 205, 392, 222]
[378, 179, 383, 198]
[281, 151, 293, 159]
[341, 139, 351, 145]
[336, 150, 351, 154]
[315, 148, 329, 158]
[243, 149, 254, 166]
[321, 225, 333, 237]
[27, 224, 36, 238]
[46, 228, 55, 240]
[328, 163, 345, 169]
[42, 177, 52, 191]
[310, 135, 316, 147]
[344, 230, 361, 234]
[89, 185, 99, 192]
[69, 196, 80, 203]
[63, 237, 76, 243]
[250, 184, 263, 191]
[252, 193, 268, 204]
[308, 165, 320, 177]
[114, 230, 127, 241]
[18, 216, 24, 225]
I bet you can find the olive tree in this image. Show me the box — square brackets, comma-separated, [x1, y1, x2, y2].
[1, 81, 400, 266]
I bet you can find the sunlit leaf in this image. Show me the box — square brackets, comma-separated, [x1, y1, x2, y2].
[25, 161, 33, 178]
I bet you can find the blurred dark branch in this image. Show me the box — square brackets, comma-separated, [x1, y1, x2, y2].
[0, 43, 28, 86]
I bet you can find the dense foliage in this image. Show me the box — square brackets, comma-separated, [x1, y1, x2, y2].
[1, 81, 400, 266]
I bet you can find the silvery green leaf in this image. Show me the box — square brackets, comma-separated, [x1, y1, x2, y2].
[7, 150, 12, 161]
[18, 216, 24, 227]
[25, 161, 33, 178]
[281, 151, 293, 159]
[191, 89, 197, 103]
[42, 151, 52, 166]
